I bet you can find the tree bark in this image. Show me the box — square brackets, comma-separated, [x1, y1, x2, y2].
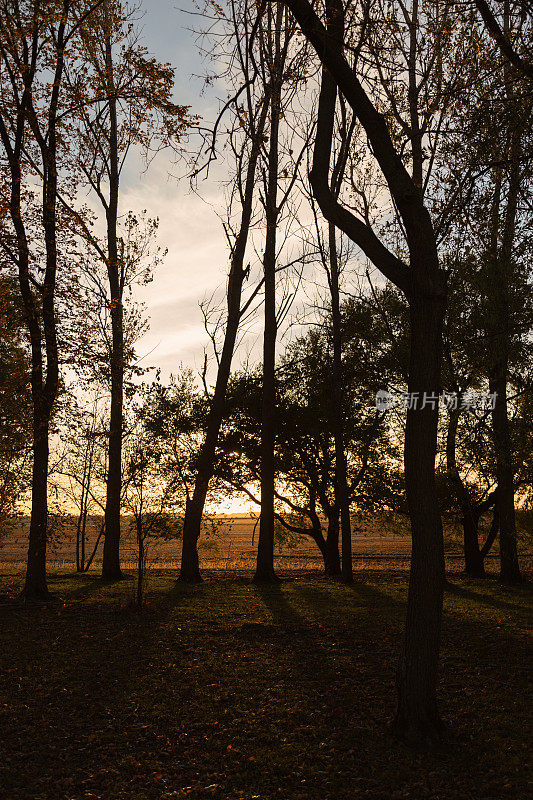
[76, 436, 90, 572]
[136, 517, 144, 607]
[179, 88, 271, 582]
[445, 407, 485, 576]
[180, 496, 203, 582]
[80, 443, 92, 572]
[490, 369, 521, 582]
[295, 486, 337, 576]
[24, 417, 49, 597]
[462, 512, 485, 577]
[486, 90, 523, 585]
[254, 6, 283, 583]
[308, 522, 339, 576]
[102, 28, 124, 581]
[329, 223, 353, 583]
[394, 292, 446, 745]
[19, 13, 66, 598]
[269, 0, 448, 741]
[324, 510, 341, 577]
[480, 505, 499, 559]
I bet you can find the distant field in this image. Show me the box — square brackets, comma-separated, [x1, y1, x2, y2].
[2, 514, 530, 574]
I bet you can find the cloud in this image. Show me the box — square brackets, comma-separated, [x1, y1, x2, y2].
[120, 163, 230, 378]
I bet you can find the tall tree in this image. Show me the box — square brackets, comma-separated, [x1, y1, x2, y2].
[218, 312, 398, 575]
[179, 0, 272, 582]
[68, 0, 189, 579]
[439, 5, 533, 581]
[180, 0, 308, 581]
[307, 99, 357, 581]
[473, 1, 531, 583]
[270, 0, 451, 742]
[472, 0, 533, 81]
[0, 276, 32, 529]
[485, 114, 528, 583]
[249, 1, 312, 582]
[254, 1, 286, 582]
[0, 0, 103, 598]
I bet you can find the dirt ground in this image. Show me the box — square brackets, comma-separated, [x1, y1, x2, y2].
[0, 572, 530, 800]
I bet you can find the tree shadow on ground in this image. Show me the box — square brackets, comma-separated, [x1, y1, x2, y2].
[47, 572, 127, 601]
[0, 574, 530, 800]
[444, 578, 530, 613]
[252, 581, 306, 625]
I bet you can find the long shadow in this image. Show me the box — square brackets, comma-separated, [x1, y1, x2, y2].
[445, 579, 530, 613]
[293, 578, 406, 631]
[296, 579, 406, 663]
[346, 578, 406, 608]
[2, 574, 530, 800]
[252, 581, 306, 626]
[0, 571, 113, 605]
[48, 573, 117, 601]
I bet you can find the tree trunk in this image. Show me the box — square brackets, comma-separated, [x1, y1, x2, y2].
[136, 518, 144, 607]
[303, 487, 337, 576]
[23, 413, 50, 598]
[180, 496, 203, 582]
[84, 521, 104, 572]
[179, 90, 271, 583]
[76, 441, 90, 573]
[80, 448, 91, 573]
[102, 301, 124, 580]
[462, 512, 485, 577]
[329, 222, 352, 583]
[490, 370, 521, 582]
[20, 29, 63, 598]
[480, 505, 499, 559]
[255, 228, 278, 582]
[102, 31, 124, 581]
[254, 10, 282, 584]
[76, 509, 81, 573]
[277, 0, 448, 743]
[255, 243, 278, 582]
[445, 407, 485, 576]
[324, 510, 341, 577]
[394, 292, 446, 746]
[178, 301, 247, 583]
[486, 95, 522, 585]
[307, 521, 336, 576]
[80, 508, 86, 573]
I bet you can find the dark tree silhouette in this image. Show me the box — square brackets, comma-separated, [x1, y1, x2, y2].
[269, 0, 449, 743]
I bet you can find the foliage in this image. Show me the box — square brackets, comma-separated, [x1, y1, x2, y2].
[0, 277, 32, 528]
[218, 298, 405, 546]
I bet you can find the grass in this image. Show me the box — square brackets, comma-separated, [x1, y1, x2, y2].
[0, 569, 530, 799]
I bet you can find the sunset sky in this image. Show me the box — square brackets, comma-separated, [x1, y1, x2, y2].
[118, 0, 231, 380]
[115, 0, 348, 385]
[113, 0, 372, 387]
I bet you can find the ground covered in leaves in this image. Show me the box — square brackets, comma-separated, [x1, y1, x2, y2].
[0, 570, 530, 799]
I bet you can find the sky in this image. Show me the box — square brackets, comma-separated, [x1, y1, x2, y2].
[116, 0, 252, 382]
[113, 0, 370, 385]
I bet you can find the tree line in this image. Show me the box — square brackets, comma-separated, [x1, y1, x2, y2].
[0, 0, 531, 746]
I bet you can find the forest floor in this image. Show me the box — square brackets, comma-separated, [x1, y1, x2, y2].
[0, 570, 530, 800]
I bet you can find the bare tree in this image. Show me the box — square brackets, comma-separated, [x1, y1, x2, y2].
[254, 2, 286, 582]
[180, 0, 309, 581]
[69, 0, 189, 580]
[179, 0, 272, 582]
